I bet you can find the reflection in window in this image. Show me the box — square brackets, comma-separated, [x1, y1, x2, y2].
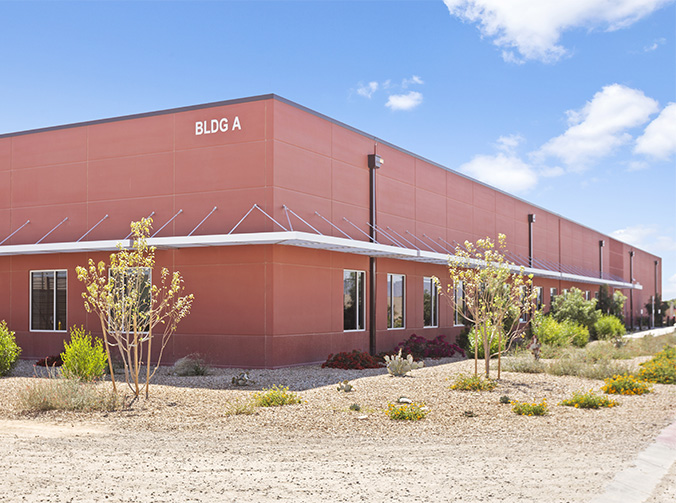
[423, 277, 438, 327]
[31, 270, 67, 331]
[387, 274, 405, 329]
[343, 270, 365, 331]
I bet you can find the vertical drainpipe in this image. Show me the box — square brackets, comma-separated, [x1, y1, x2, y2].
[629, 251, 635, 329]
[655, 259, 659, 326]
[599, 240, 605, 279]
[528, 214, 536, 268]
[367, 151, 383, 356]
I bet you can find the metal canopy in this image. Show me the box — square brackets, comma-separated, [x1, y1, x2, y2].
[0, 204, 641, 290]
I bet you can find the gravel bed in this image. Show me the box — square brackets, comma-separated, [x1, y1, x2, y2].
[1, 356, 674, 502]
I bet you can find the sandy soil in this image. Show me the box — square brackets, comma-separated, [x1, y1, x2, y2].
[1, 357, 674, 503]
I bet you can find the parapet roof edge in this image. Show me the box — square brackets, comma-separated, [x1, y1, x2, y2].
[0, 94, 661, 262]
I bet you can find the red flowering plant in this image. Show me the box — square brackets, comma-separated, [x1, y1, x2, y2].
[321, 350, 384, 370]
[393, 334, 465, 360]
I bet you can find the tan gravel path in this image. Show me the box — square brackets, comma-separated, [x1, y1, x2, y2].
[1, 357, 674, 502]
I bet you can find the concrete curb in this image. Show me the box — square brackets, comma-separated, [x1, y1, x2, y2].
[591, 420, 676, 502]
[623, 327, 675, 340]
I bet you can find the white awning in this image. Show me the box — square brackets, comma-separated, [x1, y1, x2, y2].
[0, 230, 641, 290]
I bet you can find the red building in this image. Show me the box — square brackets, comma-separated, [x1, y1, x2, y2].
[0, 95, 662, 367]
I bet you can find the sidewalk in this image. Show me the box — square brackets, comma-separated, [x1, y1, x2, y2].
[623, 326, 675, 339]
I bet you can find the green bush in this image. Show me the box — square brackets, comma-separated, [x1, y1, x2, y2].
[450, 372, 498, 391]
[60, 326, 108, 382]
[532, 313, 588, 347]
[253, 385, 302, 407]
[467, 324, 505, 359]
[18, 379, 121, 411]
[387, 402, 429, 421]
[499, 357, 545, 374]
[511, 399, 548, 416]
[0, 320, 21, 376]
[602, 374, 653, 395]
[560, 390, 619, 409]
[594, 315, 626, 341]
[638, 346, 676, 384]
[551, 288, 600, 333]
[560, 320, 590, 347]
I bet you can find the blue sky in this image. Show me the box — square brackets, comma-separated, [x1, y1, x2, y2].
[1, 0, 675, 298]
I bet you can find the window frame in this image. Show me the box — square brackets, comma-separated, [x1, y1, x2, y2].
[387, 273, 406, 330]
[423, 276, 439, 328]
[29, 269, 68, 332]
[343, 270, 366, 332]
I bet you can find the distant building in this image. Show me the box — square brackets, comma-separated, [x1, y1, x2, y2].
[0, 95, 661, 366]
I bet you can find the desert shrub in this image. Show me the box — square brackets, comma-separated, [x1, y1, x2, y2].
[387, 402, 429, 421]
[467, 325, 505, 359]
[321, 350, 383, 370]
[172, 353, 210, 376]
[511, 399, 548, 416]
[500, 357, 545, 374]
[638, 346, 676, 384]
[253, 385, 302, 407]
[547, 358, 631, 381]
[532, 314, 568, 346]
[60, 326, 108, 382]
[0, 320, 21, 376]
[393, 334, 465, 359]
[18, 379, 121, 411]
[349, 403, 361, 411]
[602, 374, 653, 395]
[594, 315, 626, 341]
[551, 288, 600, 334]
[560, 320, 590, 347]
[223, 399, 257, 416]
[625, 333, 676, 356]
[35, 355, 64, 367]
[582, 341, 630, 362]
[450, 372, 498, 391]
[384, 349, 424, 377]
[560, 390, 619, 409]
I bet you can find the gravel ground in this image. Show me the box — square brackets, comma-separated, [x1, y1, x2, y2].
[1, 356, 675, 502]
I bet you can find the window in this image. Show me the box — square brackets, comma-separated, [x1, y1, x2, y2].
[550, 287, 557, 305]
[535, 287, 543, 310]
[109, 267, 152, 332]
[563, 289, 569, 295]
[343, 270, 365, 331]
[594, 290, 599, 300]
[423, 277, 438, 327]
[30, 270, 67, 331]
[454, 280, 464, 326]
[387, 274, 405, 329]
[584, 290, 590, 301]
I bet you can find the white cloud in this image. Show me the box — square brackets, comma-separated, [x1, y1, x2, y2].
[356, 81, 379, 99]
[385, 91, 423, 111]
[402, 75, 424, 88]
[634, 103, 676, 160]
[611, 224, 676, 252]
[644, 37, 666, 52]
[666, 273, 676, 300]
[458, 152, 538, 193]
[536, 84, 659, 169]
[443, 0, 673, 63]
[626, 160, 650, 171]
[495, 133, 525, 152]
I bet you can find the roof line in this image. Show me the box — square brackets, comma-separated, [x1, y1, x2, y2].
[0, 94, 661, 260]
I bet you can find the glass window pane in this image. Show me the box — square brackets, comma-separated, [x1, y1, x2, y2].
[357, 272, 364, 330]
[388, 274, 405, 329]
[423, 278, 432, 327]
[31, 271, 54, 330]
[343, 271, 357, 331]
[55, 271, 67, 331]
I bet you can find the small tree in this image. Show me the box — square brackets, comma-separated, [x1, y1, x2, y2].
[76, 218, 194, 399]
[440, 234, 537, 379]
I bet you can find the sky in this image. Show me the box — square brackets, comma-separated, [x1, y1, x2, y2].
[1, 0, 675, 298]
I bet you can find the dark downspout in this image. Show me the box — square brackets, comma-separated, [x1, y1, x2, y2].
[629, 251, 634, 329]
[368, 152, 382, 356]
[528, 214, 536, 268]
[599, 240, 605, 279]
